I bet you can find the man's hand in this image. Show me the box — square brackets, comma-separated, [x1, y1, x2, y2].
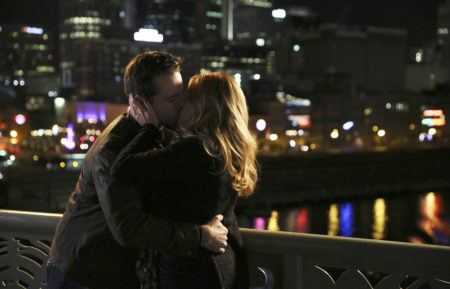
[200, 215, 228, 253]
[129, 94, 159, 127]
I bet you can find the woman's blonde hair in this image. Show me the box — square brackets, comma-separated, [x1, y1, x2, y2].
[185, 72, 258, 197]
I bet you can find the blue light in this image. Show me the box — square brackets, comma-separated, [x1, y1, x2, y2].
[339, 202, 354, 237]
[342, 121, 354, 131]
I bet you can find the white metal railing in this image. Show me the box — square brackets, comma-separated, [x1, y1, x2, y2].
[0, 209, 449, 289]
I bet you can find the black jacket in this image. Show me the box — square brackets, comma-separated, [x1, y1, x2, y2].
[111, 124, 249, 289]
[49, 114, 201, 289]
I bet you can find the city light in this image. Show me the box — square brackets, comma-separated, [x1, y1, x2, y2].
[22, 26, 44, 35]
[60, 162, 66, 168]
[33, 155, 39, 161]
[415, 50, 423, 63]
[267, 211, 280, 231]
[423, 109, 443, 117]
[256, 38, 265, 47]
[269, 133, 278, 141]
[256, 119, 266, 131]
[372, 198, 387, 240]
[293, 44, 300, 52]
[54, 97, 66, 108]
[289, 140, 296, 147]
[253, 74, 261, 80]
[72, 161, 79, 168]
[272, 9, 286, 19]
[330, 129, 339, 139]
[377, 129, 386, 137]
[372, 125, 379, 132]
[301, 146, 309, 152]
[134, 28, 163, 43]
[342, 121, 354, 131]
[285, 130, 297, 136]
[10, 155, 15, 161]
[10, 130, 18, 138]
[253, 217, 266, 230]
[428, 128, 437, 136]
[52, 125, 59, 136]
[14, 114, 26, 125]
[233, 73, 242, 86]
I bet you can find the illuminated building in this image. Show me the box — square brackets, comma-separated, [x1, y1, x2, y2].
[200, 43, 269, 90]
[59, 0, 135, 101]
[0, 24, 59, 129]
[137, 0, 197, 44]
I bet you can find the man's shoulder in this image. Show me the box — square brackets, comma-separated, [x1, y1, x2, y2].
[87, 114, 140, 166]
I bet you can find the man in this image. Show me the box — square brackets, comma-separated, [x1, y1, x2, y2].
[47, 51, 228, 289]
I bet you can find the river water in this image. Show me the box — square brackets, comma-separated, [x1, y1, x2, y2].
[236, 191, 450, 246]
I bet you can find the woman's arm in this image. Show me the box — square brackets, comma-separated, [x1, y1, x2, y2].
[111, 123, 206, 189]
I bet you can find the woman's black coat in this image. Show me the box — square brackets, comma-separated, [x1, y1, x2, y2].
[111, 124, 249, 289]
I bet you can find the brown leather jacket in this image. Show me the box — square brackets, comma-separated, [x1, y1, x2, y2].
[48, 113, 200, 289]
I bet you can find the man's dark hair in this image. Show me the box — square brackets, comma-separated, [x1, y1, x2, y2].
[124, 51, 181, 100]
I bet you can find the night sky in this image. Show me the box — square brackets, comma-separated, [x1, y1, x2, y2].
[0, 0, 441, 46]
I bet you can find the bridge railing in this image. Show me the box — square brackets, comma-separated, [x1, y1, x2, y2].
[1, 209, 449, 289]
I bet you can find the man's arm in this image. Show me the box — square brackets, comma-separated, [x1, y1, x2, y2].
[95, 162, 227, 257]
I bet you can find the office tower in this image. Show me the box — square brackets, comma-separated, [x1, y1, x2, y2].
[302, 24, 407, 93]
[0, 24, 58, 115]
[59, 0, 134, 101]
[137, 0, 197, 44]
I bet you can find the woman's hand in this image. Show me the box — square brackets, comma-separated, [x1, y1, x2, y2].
[129, 94, 159, 127]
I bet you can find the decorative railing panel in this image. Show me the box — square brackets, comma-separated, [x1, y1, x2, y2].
[1, 210, 450, 289]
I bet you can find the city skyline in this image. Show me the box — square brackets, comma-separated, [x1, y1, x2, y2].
[1, 0, 442, 46]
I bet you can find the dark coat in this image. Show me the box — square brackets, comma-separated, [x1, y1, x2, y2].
[49, 114, 201, 289]
[111, 124, 249, 289]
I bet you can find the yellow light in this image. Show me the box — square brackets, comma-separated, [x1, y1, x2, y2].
[10, 130, 18, 138]
[372, 198, 387, 240]
[267, 210, 280, 231]
[310, 143, 317, 150]
[60, 138, 68, 145]
[269, 133, 278, 141]
[72, 161, 79, 168]
[428, 128, 437, 136]
[328, 204, 339, 236]
[33, 155, 39, 161]
[60, 162, 66, 168]
[330, 129, 339, 139]
[409, 124, 416, 130]
[10, 138, 18, 144]
[372, 125, 379, 132]
[377, 129, 386, 137]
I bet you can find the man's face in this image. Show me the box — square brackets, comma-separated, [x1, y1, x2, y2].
[150, 72, 184, 128]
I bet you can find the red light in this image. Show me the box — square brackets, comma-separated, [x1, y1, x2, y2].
[15, 147, 21, 153]
[1, 123, 5, 129]
[80, 136, 86, 142]
[296, 208, 309, 233]
[89, 136, 95, 142]
[423, 110, 444, 117]
[297, 118, 311, 128]
[9, 148, 14, 154]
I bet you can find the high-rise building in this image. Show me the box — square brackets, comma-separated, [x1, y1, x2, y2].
[0, 24, 59, 128]
[302, 24, 407, 93]
[137, 0, 197, 44]
[59, 0, 134, 102]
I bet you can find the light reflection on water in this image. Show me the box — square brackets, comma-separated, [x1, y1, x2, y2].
[242, 191, 450, 246]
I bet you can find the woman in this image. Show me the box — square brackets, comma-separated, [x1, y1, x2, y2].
[111, 72, 258, 289]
